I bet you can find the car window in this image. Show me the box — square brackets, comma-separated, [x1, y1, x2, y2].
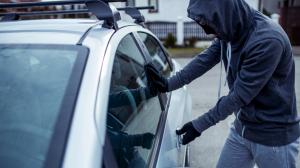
[0, 45, 86, 168]
[137, 32, 171, 77]
[117, 34, 145, 65]
[106, 34, 162, 168]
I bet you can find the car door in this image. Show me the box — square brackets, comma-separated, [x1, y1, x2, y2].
[102, 32, 166, 168]
[135, 31, 192, 167]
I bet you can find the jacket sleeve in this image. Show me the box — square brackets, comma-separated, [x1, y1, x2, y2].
[167, 38, 221, 91]
[192, 38, 283, 133]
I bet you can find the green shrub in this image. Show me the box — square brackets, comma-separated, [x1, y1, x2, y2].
[164, 33, 176, 48]
[188, 37, 198, 48]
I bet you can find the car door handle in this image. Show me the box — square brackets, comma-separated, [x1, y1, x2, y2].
[176, 128, 182, 150]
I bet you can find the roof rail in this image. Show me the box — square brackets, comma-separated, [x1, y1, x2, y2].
[120, 6, 154, 25]
[0, 0, 126, 29]
[0, 0, 126, 8]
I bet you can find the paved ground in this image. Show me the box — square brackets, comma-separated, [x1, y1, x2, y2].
[293, 46, 300, 55]
[175, 56, 300, 168]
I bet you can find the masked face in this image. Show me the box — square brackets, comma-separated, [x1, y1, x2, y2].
[195, 18, 217, 35]
[200, 24, 216, 35]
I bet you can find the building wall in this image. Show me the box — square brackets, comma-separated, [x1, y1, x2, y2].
[260, 0, 300, 14]
[127, 0, 259, 22]
[280, 6, 300, 45]
[263, 0, 282, 14]
[246, 0, 259, 10]
[136, 0, 191, 22]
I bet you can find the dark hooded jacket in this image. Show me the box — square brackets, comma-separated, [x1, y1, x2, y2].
[168, 0, 300, 146]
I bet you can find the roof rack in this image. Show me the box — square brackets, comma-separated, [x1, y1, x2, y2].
[0, 0, 126, 29]
[0, 0, 154, 28]
[0, 0, 126, 8]
[121, 6, 154, 25]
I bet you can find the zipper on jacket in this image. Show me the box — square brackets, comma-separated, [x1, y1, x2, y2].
[242, 126, 246, 137]
[237, 109, 246, 137]
[237, 109, 241, 120]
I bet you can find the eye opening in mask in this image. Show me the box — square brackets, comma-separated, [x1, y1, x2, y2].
[195, 18, 207, 26]
[195, 19, 216, 35]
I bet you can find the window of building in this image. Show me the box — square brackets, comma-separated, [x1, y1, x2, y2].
[126, 0, 135, 7]
[148, 0, 159, 13]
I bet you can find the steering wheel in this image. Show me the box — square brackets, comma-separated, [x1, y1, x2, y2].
[115, 85, 137, 114]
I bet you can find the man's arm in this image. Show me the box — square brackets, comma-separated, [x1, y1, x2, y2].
[167, 38, 221, 91]
[192, 38, 283, 133]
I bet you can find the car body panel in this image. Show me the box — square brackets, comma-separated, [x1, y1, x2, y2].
[63, 24, 193, 168]
[156, 60, 192, 168]
[0, 18, 192, 168]
[63, 22, 146, 168]
[130, 28, 193, 167]
[0, 19, 99, 44]
[0, 19, 135, 45]
[62, 25, 115, 168]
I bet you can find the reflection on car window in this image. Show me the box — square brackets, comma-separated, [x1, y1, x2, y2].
[0, 46, 79, 168]
[106, 34, 162, 168]
[117, 35, 145, 65]
[138, 32, 171, 77]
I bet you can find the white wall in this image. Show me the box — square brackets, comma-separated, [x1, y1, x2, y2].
[131, 0, 259, 22]
[136, 0, 191, 22]
[245, 0, 259, 10]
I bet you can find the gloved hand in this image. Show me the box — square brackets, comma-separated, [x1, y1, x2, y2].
[127, 132, 155, 149]
[144, 62, 169, 93]
[140, 132, 155, 149]
[144, 86, 158, 99]
[176, 122, 201, 145]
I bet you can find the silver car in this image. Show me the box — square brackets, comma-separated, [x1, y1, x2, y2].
[0, 1, 192, 168]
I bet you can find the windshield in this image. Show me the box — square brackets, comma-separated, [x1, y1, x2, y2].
[0, 44, 87, 168]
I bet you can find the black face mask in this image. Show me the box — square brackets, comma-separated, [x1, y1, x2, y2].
[200, 24, 216, 35]
[195, 19, 217, 35]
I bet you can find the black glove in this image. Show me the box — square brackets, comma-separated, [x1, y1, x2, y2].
[144, 86, 157, 99]
[127, 132, 155, 149]
[140, 133, 155, 149]
[176, 122, 201, 145]
[145, 62, 169, 93]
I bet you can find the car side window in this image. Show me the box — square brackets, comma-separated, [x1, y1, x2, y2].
[106, 34, 162, 168]
[137, 32, 172, 78]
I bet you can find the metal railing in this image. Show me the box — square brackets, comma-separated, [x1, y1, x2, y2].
[184, 22, 214, 40]
[145, 21, 177, 40]
[145, 21, 214, 41]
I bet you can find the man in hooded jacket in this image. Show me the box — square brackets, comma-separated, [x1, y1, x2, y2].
[145, 0, 300, 167]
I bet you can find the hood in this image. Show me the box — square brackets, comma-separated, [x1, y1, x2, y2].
[187, 0, 254, 42]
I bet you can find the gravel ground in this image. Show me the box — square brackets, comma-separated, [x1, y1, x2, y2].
[174, 56, 300, 168]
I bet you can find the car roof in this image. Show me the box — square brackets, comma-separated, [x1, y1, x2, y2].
[0, 19, 138, 45]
